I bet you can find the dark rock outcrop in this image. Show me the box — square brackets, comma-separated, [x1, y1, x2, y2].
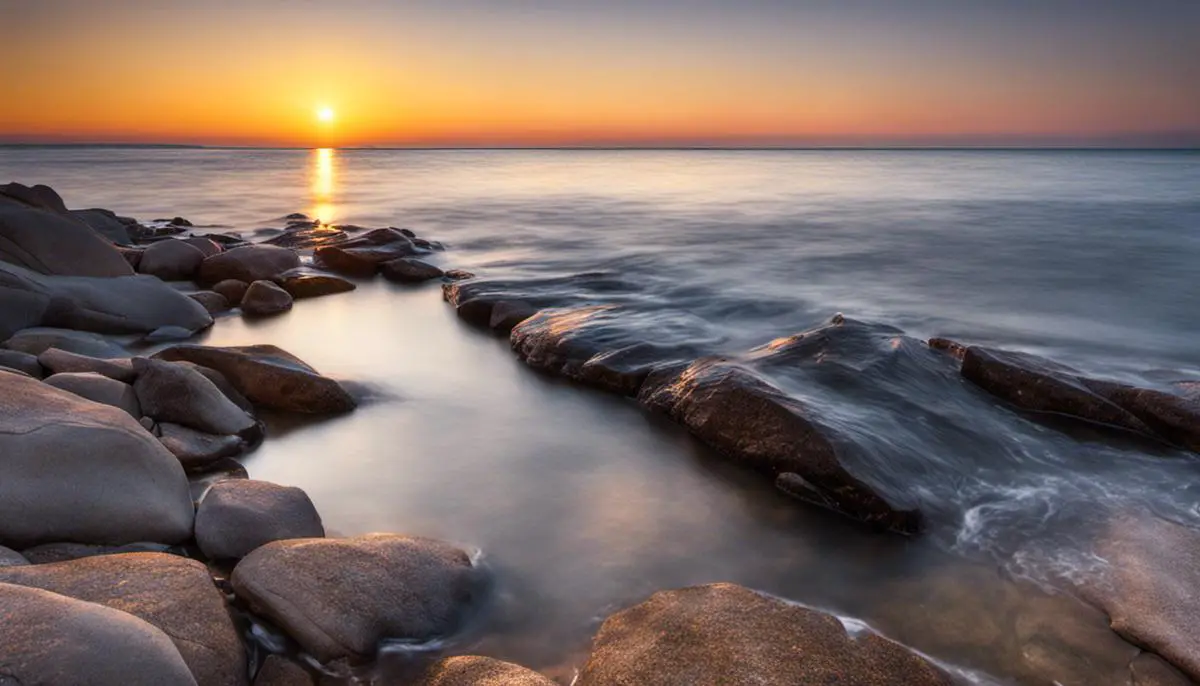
[576, 583, 952, 686]
[195, 480, 324, 560]
[380, 257, 443, 283]
[230, 534, 479, 661]
[0, 187, 135, 276]
[241, 280, 294, 317]
[275, 269, 356, 299]
[197, 245, 301, 286]
[314, 228, 420, 276]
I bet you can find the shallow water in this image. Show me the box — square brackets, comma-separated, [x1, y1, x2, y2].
[3, 147, 1200, 683]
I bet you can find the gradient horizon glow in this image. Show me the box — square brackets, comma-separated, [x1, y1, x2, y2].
[2, 0, 1198, 147]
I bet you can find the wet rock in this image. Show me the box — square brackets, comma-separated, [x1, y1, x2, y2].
[1078, 513, 1200, 681]
[380, 257, 443, 283]
[198, 245, 301, 286]
[0, 193, 135, 276]
[576, 583, 951, 686]
[418, 656, 556, 686]
[1081, 381, 1200, 452]
[276, 269, 356, 299]
[195, 480, 324, 560]
[133, 357, 259, 436]
[927, 337, 967, 361]
[241, 280, 294, 316]
[4, 327, 128, 358]
[181, 236, 222, 257]
[0, 582, 197, 686]
[38, 347, 133, 381]
[70, 208, 136, 246]
[0, 545, 28, 567]
[254, 655, 315, 686]
[154, 344, 357, 414]
[158, 422, 245, 471]
[190, 289, 231, 314]
[443, 268, 475, 280]
[0, 348, 42, 377]
[213, 278, 250, 306]
[0, 552, 248, 686]
[0, 373, 194, 547]
[44, 372, 141, 418]
[489, 300, 538, 333]
[231, 534, 479, 661]
[314, 228, 420, 276]
[264, 224, 348, 250]
[138, 238, 207, 281]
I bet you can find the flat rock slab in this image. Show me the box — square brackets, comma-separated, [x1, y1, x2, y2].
[231, 534, 480, 661]
[195, 479, 324, 560]
[577, 583, 952, 686]
[0, 372, 194, 547]
[0, 581, 197, 685]
[418, 656, 556, 686]
[0, 552, 247, 686]
[154, 344, 356, 414]
[38, 347, 134, 381]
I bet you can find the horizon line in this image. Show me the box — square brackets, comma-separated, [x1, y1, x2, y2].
[2, 142, 1199, 152]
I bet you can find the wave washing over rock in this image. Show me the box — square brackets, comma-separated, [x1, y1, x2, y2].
[2, 148, 1199, 685]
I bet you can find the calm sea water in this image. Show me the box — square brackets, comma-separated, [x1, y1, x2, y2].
[3, 147, 1199, 684]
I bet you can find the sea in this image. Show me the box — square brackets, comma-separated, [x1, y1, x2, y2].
[2, 147, 1199, 684]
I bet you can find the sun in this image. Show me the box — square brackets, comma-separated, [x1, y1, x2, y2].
[316, 106, 335, 123]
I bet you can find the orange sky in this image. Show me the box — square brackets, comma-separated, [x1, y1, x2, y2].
[2, 1, 1198, 147]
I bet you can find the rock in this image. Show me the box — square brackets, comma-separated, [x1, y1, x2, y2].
[0, 552, 247, 686]
[5, 327, 127, 358]
[230, 534, 480, 661]
[576, 584, 952, 686]
[20, 542, 169, 565]
[154, 344, 357, 414]
[158, 423, 245, 471]
[0, 373, 194, 547]
[70, 208, 135, 246]
[181, 236, 222, 257]
[0, 261, 214, 337]
[927, 337, 967, 361]
[142, 324, 195, 343]
[138, 239, 207, 281]
[0, 200, 134, 276]
[38, 347, 133, 381]
[418, 656, 556, 686]
[314, 228, 420, 276]
[195, 480, 324, 560]
[1081, 381, 1200, 453]
[0, 348, 42, 377]
[0, 545, 28, 567]
[140, 416, 156, 431]
[264, 225, 348, 250]
[1078, 514, 1200, 681]
[0, 582, 197, 686]
[197, 245, 301, 286]
[443, 269, 475, 280]
[199, 233, 250, 250]
[0, 181, 69, 213]
[44, 372, 141, 418]
[173, 360, 255, 412]
[189, 289, 231, 314]
[241, 280, 294, 316]
[1131, 653, 1193, 686]
[380, 257, 444, 283]
[132, 357, 258, 436]
[490, 300, 538, 333]
[276, 269, 356, 299]
[254, 655, 315, 686]
[188, 458, 249, 506]
[213, 278, 250, 305]
[117, 245, 143, 269]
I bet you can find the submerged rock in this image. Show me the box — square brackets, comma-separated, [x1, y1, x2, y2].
[417, 656, 556, 686]
[213, 278, 250, 306]
[275, 269, 356, 299]
[138, 238, 207, 281]
[230, 534, 479, 661]
[195, 480, 324, 560]
[158, 422, 245, 471]
[0, 372, 194, 547]
[38, 347, 134, 381]
[0, 582, 197, 686]
[380, 257, 444, 283]
[154, 344, 356, 414]
[576, 583, 952, 686]
[133, 357, 259, 437]
[241, 280, 294, 316]
[198, 245, 301, 286]
[0, 552, 248, 686]
[44, 371, 141, 418]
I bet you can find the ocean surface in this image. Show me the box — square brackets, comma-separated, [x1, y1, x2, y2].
[3, 147, 1199, 683]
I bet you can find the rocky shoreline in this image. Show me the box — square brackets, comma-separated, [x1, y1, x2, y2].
[1, 180, 1197, 685]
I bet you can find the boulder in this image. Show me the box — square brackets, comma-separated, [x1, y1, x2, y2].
[254, 655, 315, 686]
[241, 280, 294, 317]
[158, 423, 245, 471]
[275, 269, 356, 299]
[44, 372, 141, 418]
[0, 202, 135, 277]
[154, 344, 356, 414]
[138, 239, 207, 281]
[418, 656, 556, 686]
[0, 261, 213, 337]
[314, 228, 420, 276]
[189, 289, 231, 314]
[0, 373, 194, 547]
[0, 552, 247, 686]
[197, 245, 301, 286]
[212, 278, 250, 305]
[380, 257, 443, 283]
[0, 545, 28, 567]
[38, 347, 133, 381]
[181, 236, 222, 257]
[0, 348, 42, 377]
[0, 182, 69, 213]
[70, 208, 135, 246]
[4, 327, 127, 358]
[264, 225, 348, 250]
[0, 582, 197, 686]
[132, 357, 258, 436]
[576, 584, 952, 686]
[19, 541, 172, 565]
[195, 480, 324, 560]
[230, 534, 480, 660]
[172, 360, 255, 412]
[490, 300, 538, 333]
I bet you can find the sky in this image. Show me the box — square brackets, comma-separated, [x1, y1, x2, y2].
[1, 0, 1198, 147]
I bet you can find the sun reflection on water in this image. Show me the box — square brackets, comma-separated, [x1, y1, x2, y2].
[310, 147, 336, 224]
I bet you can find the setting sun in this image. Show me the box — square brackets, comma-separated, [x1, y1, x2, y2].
[316, 106, 335, 123]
